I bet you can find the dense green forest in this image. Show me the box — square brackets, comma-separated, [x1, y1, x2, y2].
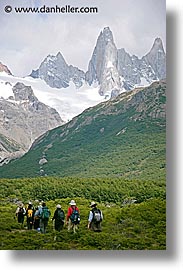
[0, 177, 166, 250]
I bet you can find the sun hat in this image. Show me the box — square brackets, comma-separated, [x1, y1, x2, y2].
[90, 201, 97, 207]
[69, 200, 76, 206]
[56, 204, 61, 209]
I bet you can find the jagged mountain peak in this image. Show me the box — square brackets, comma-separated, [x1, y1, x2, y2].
[100, 26, 114, 42]
[141, 37, 166, 81]
[153, 37, 164, 47]
[86, 26, 120, 95]
[43, 52, 67, 66]
[29, 28, 166, 98]
[149, 37, 165, 54]
[95, 27, 114, 49]
[56, 51, 64, 58]
[30, 51, 85, 89]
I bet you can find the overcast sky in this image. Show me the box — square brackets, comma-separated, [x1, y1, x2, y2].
[0, 0, 166, 76]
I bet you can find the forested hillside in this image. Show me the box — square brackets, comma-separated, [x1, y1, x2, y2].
[0, 81, 166, 180]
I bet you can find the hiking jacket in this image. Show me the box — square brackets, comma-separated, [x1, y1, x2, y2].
[52, 209, 65, 221]
[66, 206, 79, 221]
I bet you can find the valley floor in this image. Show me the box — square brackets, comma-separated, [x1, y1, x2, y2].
[0, 177, 166, 250]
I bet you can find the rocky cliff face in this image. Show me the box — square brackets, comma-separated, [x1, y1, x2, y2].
[30, 52, 85, 89]
[85, 27, 121, 97]
[117, 49, 141, 90]
[86, 28, 166, 97]
[29, 27, 166, 99]
[117, 37, 166, 90]
[0, 82, 63, 164]
[141, 38, 166, 81]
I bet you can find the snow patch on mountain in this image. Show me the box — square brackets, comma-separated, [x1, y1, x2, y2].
[0, 80, 14, 99]
[0, 73, 107, 122]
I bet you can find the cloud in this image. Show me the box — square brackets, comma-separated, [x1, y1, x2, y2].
[0, 0, 166, 76]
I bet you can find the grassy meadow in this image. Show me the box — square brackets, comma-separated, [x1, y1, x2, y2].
[0, 177, 166, 250]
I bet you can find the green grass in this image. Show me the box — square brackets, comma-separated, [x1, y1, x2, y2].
[0, 177, 166, 250]
[0, 196, 166, 250]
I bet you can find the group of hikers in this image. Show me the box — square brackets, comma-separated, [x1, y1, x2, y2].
[15, 199, 103, 234]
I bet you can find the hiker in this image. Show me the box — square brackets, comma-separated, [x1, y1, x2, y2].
[52, 204, 65, 232]
[26, 202, 34, 230]
[33, 207, 41, 231]
[15, 202, 26, 226]
[38, 201, 43, 211]
[39, 202, 51, 233]
[88, 201, 103, 232]
[66, 200, 80, 233]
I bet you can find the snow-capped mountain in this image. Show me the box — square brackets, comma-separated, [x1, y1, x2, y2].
[0, 27, 166, 164]
[117, 37, 166, 90]
[0, 72, 107, 122]
[30, 27, 166, 98]
[0, 71, 107, 163]
[30, 52, 85, 89]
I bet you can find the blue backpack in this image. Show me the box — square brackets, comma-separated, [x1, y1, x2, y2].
[70, 209, 80, 225]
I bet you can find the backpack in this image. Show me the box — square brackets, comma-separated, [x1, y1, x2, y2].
[92, 208, 102, 223]
[57, 209, 65, 221]
[41, 207, 50, 220]
[70, 209, 80, 225]
[18, 207, 24, 216]
[27, 209, 33, 218]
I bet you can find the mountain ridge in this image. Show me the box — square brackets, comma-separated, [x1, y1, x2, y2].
[0, 79, 166, 179]
[29, 27, 166, 98]
[0, 81, 63, 164]
[30, 51, 85, 89]
[0, 27, 166, 168]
